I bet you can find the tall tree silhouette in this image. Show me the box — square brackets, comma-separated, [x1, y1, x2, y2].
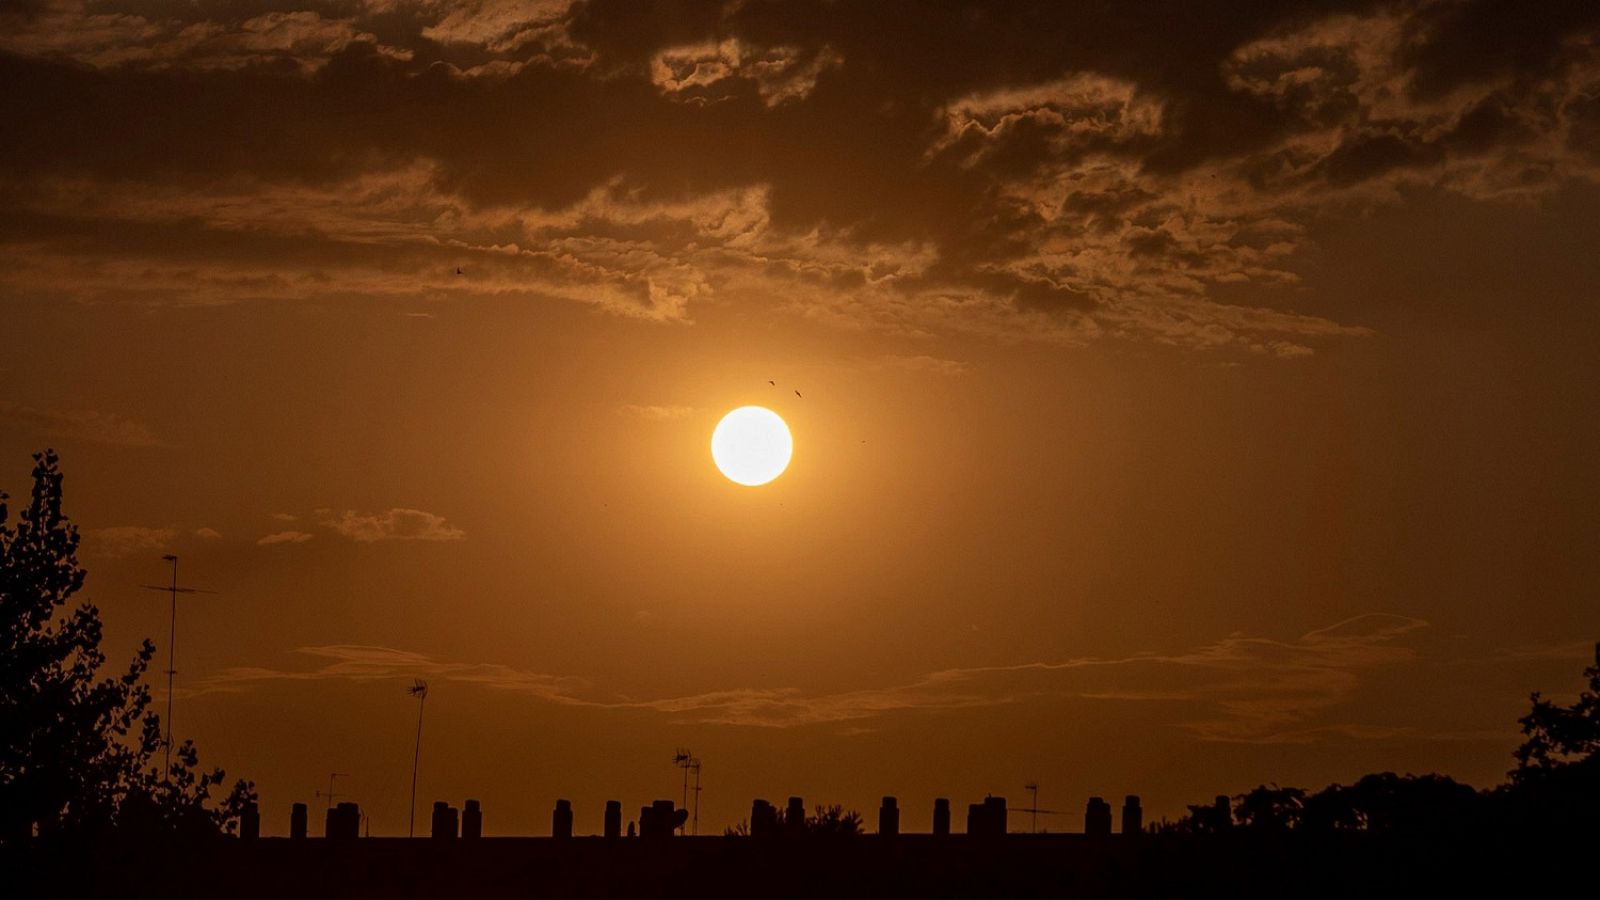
[0, 450, 253, 842]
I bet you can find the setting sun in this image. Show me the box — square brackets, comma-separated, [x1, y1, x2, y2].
[711, 406, 793, 486]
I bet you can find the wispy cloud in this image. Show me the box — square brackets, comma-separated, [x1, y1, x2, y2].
[257, 530, 314, 546]
[873, 354, 971, 376]
[0, 401, 164, 447]
[1485, 640, 1598, 663]
[619, 404, 701, 421]
[206, 645, 588, 703]
[317, 508, 465, 542]
[84, 525, 177, 558]
[204, 614, 1471, 743]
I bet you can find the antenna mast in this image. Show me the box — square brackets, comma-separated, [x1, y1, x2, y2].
[692, 758, 703, 835]
[672, 749, 701, 834]
[139, 554, 217, 778]
[407, 680, 429, 838]
[316, 772, 350, 810]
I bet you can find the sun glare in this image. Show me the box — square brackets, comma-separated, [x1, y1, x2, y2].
[711, 406, 793, 486]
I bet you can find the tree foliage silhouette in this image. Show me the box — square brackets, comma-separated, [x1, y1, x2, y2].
[1155, 648, 1600, 837]
[792, 804, 864, 836]
[724, 803, 864, 837]
[0, 450, 254, 842]
[1513, 642, 1600, 781]
[1299, 773, 1478, 833]
[1232, 785, 1305, 831]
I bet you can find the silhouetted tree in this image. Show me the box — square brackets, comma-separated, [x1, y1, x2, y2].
[1300, 773, 1480, 834]
[730, 803, 863, 836]
[1145, 649, 1600, 841]
[0, 450, 254, 842]
[1162, 775, 1481, 836]
[1176, 795, 1233, 834]
[1512, 642, 1600, 782]
[801, 804, 864, 836]
[1232, 784, 1306, 831]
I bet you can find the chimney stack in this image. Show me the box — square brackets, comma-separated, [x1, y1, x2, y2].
[967, 796, 1006, 836]
[751, 800, 777, 837]
[327, 802, 360, 840]
[431, 801, 458, 839]
[1121, 796, 1142, 836]
[238, 802, 260, 840]
[786, 797, 806, 835]
[1085, 797, 1112, 835]
[640, 800, 686, 839]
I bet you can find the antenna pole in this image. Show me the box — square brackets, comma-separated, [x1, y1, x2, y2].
[692, 759, 702, 836]
[163, 555, 178, 777]
[408, 683, 428, 838]
[140, 554, 216, 782]
[673, 749, 696, 834]
[318, 772, 348, 811]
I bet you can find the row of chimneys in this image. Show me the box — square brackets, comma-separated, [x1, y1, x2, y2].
[913, 795, 1140, 837]
[245, 794, 1143, 839]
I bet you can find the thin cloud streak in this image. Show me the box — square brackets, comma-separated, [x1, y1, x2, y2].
[316, 508, 466, 543]
[84, 525, 177, 558]
[203, 614, 1485, 744]
[256, 530, 314, 546]
[0, 401, 165, 447]
[619, 404, 702, 420]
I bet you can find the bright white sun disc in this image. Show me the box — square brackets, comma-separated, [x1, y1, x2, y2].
[711, 406, 793, 486]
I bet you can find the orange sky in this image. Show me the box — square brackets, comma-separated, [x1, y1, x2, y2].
[3, 0, 1599, 836]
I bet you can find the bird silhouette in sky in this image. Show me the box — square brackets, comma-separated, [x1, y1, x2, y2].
[768, 380, 775, 385]
[455, 267, 464, 275]
[794, 390, 802, 398]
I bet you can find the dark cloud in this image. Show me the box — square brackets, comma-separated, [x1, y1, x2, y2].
[1399, 0, 1600, 99]
[1, 0, 1595, 351]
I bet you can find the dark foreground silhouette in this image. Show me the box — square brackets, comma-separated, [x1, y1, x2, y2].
[10, 817, 1599, 900]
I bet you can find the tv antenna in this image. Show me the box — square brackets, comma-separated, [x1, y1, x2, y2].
[316, 772, 350, 810]
[139, 554, 218, 777]
[1015, 781, 1070, 832]
[407, 679, 429, 838]
[672, 749, 702, 834]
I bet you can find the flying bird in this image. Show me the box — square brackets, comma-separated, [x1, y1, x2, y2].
[767, 380, 775, 386]
[455, 267, 464, 275]
[794, 390, 802, 398]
